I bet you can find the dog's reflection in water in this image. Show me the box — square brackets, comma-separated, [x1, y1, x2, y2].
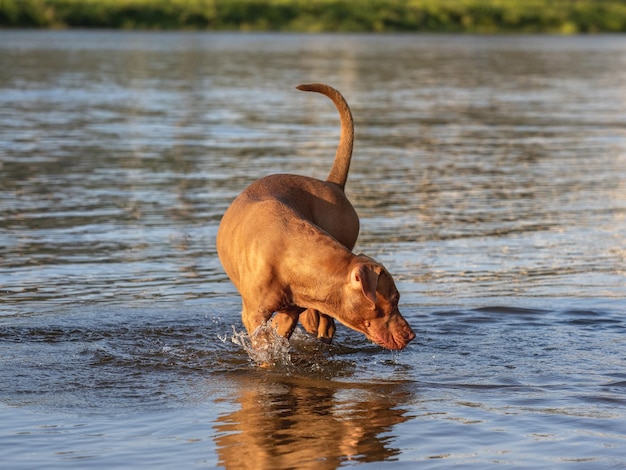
[214, 372, 412, 469]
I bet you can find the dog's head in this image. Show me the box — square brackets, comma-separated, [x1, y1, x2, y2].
[340, 255, 415, 350]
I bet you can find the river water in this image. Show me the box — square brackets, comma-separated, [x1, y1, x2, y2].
[1, 31, 625, 468]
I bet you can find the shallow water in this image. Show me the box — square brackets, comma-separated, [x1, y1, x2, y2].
[1, 31, 625, 468]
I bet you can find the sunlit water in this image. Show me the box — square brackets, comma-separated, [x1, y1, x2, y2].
[1, 31, 625, 468]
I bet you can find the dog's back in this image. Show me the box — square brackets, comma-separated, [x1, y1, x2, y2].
[239, 173, 359, 249]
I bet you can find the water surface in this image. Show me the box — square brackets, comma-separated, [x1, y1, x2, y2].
[1, 31, 625, 468]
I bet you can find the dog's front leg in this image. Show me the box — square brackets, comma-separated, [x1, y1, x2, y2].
[241, 300, 273, 338]
[271, 306, 305, 339]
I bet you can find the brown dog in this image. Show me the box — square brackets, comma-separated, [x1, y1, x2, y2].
[216, 83, 415, 350]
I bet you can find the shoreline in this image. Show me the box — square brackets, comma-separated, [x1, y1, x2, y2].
[2, 0, 626, 34]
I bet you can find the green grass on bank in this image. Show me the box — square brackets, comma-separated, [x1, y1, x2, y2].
[1, 0, 626, 33]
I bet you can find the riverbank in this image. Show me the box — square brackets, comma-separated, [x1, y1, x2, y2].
[2, 0, 626, 33]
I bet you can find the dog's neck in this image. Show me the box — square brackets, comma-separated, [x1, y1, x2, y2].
[282, 226, 354, 313]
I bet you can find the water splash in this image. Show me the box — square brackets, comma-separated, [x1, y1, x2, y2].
[226, 324, 361, 379]
[229, 323, 294, 369]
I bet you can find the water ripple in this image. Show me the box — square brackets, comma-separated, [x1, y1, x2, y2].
[1, 32, 625, 468]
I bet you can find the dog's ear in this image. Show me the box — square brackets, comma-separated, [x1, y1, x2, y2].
[350, 263, 380, 305]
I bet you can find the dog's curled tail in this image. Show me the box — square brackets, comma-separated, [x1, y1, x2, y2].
[296, 83, 354, 191]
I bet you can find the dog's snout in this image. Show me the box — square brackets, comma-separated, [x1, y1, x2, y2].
[391, 313, 416, 349]
[405, 326, 416, 342]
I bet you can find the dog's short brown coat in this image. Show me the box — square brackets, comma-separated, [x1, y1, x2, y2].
[217, 84, 415, 350]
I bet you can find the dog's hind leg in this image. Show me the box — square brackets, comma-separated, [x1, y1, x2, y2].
[299, 308, 336, 343]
